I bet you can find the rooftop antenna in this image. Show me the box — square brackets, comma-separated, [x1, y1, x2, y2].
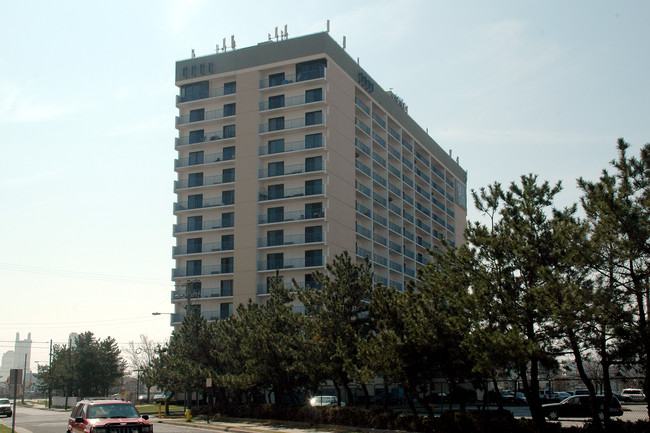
[268, 33, 272, 42]
[284, 24, 288, 39]
[327, 19, 330, 33]
[231, 35, 236, 50]
[343, 36, 346, 49]
[275, 26, 279, 41]
[216, 43, 219, 53]
[223, 38, 227, 52]
[191, 49, 195, 58]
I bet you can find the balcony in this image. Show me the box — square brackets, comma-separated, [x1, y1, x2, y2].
[257, 256, 324, 271]
[174, 196, 234, 212]
[171, 286, 232, 301]
[176, 108, 235, 125]
[259, 69, 325, 89]
[173, 217, 234, 233]
[175, 150, 235, 169]
[172, 264, 234, 278]
[259, 93, 323, 111]
[258, 209, 324, 224]
[258, 184, 324, 201]
[176, 84, 236, 105]
[258, 115, 323, 134]
[259, 138, 323, 156]
[176, 130, 234, 147]
[259, 161, 323, 179]
[258, 233, 323, 248]
[174, 174, 234, 191]
[173, 241, 234, 256]
[170, 310, 229, 324]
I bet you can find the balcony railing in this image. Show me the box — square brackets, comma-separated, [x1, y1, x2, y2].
[259, 93, 323, 111]
[174, 174, 234, 191]
[173, 241, 234, 256]
[258, 209, 324, 224]
[171, 286, 233, 301]
[258, 184, 323, 201]
[257, 256, 324, 271]
[176, 130, 235, 147]
[259, 138, 323, 156]
[258, 116, 323, 134]
[173, 218, 233, 233]
[174, 196, 234, 211]
[175, 150, 235, 169]
[259, 161, 323, 179]
[259, 69, 325, 89]
[176, 84, 236, 104]
[176, 108, 235, 125]
[172, 264, 234, 278]
[258, 233, 323, 248]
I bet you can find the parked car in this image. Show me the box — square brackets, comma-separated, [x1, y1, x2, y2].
[573, 388, 589, 396]
[554, 391, 572, 401]
[621, 388, 646, 402]
[309, 395, 343, 407]
[542, 395, 623, 420]
[67, 399, 152, 433]
[153, 393, 172, 403]
[0, 398, 12, 417]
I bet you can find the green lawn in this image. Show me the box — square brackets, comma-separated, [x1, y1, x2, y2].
[137, 404, 184, 413]
[0, 425, 11, 433]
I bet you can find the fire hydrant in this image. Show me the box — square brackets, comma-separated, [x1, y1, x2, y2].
[185, 409, 192, 422]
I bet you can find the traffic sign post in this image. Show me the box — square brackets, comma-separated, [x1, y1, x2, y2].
[10, 369, 22, 433]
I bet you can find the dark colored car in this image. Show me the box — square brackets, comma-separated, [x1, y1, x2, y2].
[0, 398, 12, 417]
[542, 395, 623, 420]
[67, 399, 152, 433]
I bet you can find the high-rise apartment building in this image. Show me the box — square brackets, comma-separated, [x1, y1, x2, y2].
[172, 31, 467, 323]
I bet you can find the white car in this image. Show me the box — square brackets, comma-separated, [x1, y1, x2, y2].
[309, 395, 343, 407]
[621, 388, 646, 402]
[0, 398, 12, 417]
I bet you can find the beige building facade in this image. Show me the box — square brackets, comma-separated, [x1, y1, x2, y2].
[172, 32, 467, 323]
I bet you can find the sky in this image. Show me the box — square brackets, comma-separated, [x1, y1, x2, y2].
[0, 0, 648, 375]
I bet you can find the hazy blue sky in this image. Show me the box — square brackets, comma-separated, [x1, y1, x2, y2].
[1, 0, 648, 372]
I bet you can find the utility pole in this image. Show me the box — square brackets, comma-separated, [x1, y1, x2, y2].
[22, 354, 26, 404]
[48, 339, 52, 409]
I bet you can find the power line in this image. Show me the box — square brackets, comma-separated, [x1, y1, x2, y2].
[0, 262, 173, 286]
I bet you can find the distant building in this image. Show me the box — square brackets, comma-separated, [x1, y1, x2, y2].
[0, 332, 32, 379]
[171, 31, 468, 324]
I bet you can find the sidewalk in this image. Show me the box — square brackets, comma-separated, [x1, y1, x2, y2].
[154, 417, 349, 433]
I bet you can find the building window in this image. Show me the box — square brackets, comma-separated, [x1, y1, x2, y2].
[296, 59, 326, 81]
[268, 161, 284, 177]
[220, 302, 233, 319]
[269, 72, 285, 87]
[187, 238, 202, 254]
[269, 95, 285, 109]
[268, 206, 284, 223]
[267, 253, 284, 270]
[187, 215, 203, 231]
[224, 81, 236, 95]
[222, 168, 235, 183]
[305, 273, 321, 289]
[221, 257, 233, 273]
[305, 156, 322, 172]
[267, 229, 284, 246]
[223, 124, 236, 138]
[268, 139, 284, 154]
[189, 109, 205, 122]
[305, 111, 322, 126]
[222, 190, 235, 205]
[189, 151, 204, 165]
[222, 212, 234, 228]
[305, 226, 322, 243]
[305, 179, 322, 195]
[200, 64, 205, 74]
[221, 280, 233, 297]
[223, 103, 236, 117]
[305, 202, 323, 219]
[181, 81, 208, 102]
[268, 117, 284, 131]
[221, 234, 234, 250]
[305, 88, 323, 103]
[268, 184, 284, 200]
[305, 249, 322, 267]
[186, 259, 202, 276]
[188, 172, 203, 187]
[305, 133, 322, 149]
[189, 130, 205, 144]
[188, 194, 203, 209]
[222, 146, 235, 161]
